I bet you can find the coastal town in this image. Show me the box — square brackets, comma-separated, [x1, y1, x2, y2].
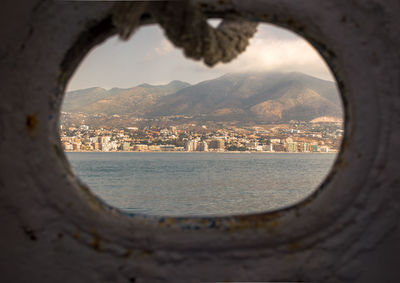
[60, 114, 343, 153]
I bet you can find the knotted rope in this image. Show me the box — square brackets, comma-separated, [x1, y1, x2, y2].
[112, 1, 258, 67]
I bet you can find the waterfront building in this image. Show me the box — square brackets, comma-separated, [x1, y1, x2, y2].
[320, 146, 330, 152]
[255, 145, 263, 151]
[160, 145, 176, 151]
[185, 140, 198, 151]
[196, 141, 209, 152]
[89, 136, 99, 143]
[63, 143, 73, 150]
[148, 145, 161, 151]
[110, 141, 118, 151]
[299, 142, 311, 152]
[311, 144, 319, 152]
[122, 142, 130, 151]
[93, 142, 100, 150]
[208, 139, 225, 151]
[247, 141, 258, 150]
[133, 144, 148, 151]
[263, 144, 273, 152]
[72, 142, 81, 151]
[100, 142, 112, 152]
[100, 136, 111, 143]
[272, 144, 285, 152]
[286, 142, 298, 152]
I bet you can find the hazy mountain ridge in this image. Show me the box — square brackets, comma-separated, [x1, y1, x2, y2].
[149, 72, 342, 122]
[63, 72, 342, 123]
[63, 80, 191, 115]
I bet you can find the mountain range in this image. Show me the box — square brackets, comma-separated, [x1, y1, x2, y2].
[63, 72, 342, 124]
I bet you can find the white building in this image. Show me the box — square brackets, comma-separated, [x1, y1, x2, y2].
[196, 141, 208, 152]
[100, 136, 111, 143]
[185, 140, 198, 151]
[89, 136, 99, 143]
[263, 144, 274, 152]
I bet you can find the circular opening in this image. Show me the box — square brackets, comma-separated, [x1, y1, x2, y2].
[60, 22, 344, 217]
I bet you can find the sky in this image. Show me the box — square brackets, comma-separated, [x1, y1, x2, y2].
[66, 21, 335, 92]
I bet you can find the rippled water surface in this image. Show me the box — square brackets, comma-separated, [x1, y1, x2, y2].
[66, 152, 336, 216]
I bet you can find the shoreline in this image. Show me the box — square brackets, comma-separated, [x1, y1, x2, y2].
[65, 150, 338, 154]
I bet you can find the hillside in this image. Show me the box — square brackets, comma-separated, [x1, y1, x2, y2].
[149, 72, 342, 122]
[63, 80, 191, 116]
[63, 72, 342, 124]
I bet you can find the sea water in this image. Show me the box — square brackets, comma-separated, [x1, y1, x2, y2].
[66, 152, 336, 216]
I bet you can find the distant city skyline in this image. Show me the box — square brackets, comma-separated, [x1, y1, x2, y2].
[66, 22, 335, 92]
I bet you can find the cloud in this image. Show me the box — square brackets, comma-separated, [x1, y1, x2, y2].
[211, 36, 334, 81]
[166, 24, 335, 82]
[66, 24, 335, 91]
[154, 39, 174, 56]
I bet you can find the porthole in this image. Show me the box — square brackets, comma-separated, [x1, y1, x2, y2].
[60, 22, 344, 216]
[3, 1, 392, 281]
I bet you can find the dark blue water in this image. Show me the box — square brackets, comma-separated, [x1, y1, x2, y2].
[66, 152, 336, 216]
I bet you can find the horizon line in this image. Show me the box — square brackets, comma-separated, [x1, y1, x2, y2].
[66, 70, 335, 92]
